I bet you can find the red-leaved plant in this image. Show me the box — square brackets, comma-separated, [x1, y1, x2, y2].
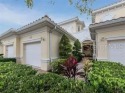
[61, 56, 78, 80]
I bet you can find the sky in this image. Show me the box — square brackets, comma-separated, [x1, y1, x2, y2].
[0, 0, 119, 34]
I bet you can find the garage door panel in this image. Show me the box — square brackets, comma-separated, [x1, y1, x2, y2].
[25, 42, 41, 67]
[7, 45, 14, 58]
[108, 40, 125, 65]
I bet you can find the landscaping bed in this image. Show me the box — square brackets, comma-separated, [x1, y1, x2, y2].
[0, 62, 89, 93]
[0, 61, 125, 93]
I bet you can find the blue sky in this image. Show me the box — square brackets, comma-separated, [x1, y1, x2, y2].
[0, 0, 118, 34]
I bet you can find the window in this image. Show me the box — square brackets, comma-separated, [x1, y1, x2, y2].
[78, 26, 81, 31]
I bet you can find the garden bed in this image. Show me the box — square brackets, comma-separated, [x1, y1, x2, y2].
[0, 62, 88, 93]
[0, 61, 125, 93]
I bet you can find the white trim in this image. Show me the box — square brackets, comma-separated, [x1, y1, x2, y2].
[5, 42, 14, 46]
[107, 36, 125, 41]
[97, 58, 108, 61]
[22, 38, 42, 44]
[41, 59, 50, 63]
[93, 1, 125, 14]
[58, 17, 78, 25]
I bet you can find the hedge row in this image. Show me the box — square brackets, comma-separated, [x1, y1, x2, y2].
[0, 62, 92, 93]
[0, 58, 16, 63]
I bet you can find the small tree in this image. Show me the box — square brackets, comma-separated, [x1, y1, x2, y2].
[59, 34, 72, 58]
[72, 39, 83, 62]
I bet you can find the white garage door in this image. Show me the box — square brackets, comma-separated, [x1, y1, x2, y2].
[108, 40, 125, 65]
[7, 45, 14, 58]
[25, 42, 41, 67]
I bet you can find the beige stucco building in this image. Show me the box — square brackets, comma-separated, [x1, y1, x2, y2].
[59, 17, 93, 58]
[90, 0, 125, 65]
[0, 15, 76, 71]
[58, 17, 85, 34]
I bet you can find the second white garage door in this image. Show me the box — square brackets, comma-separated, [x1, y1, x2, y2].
[25, 42, 41, 68]
[7, 45, 14, 58]
[108, 40, 125, 65]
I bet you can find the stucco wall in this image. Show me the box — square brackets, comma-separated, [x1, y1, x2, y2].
[95, 24, 125, 60]
[1, 35, 18, 58]
[94, 6, 125, 23]
[60, 21, 77, 33]
[50, 30, 61, 59]
[0, 44, 3, 54]
[19, 27, 49, 70]
[0, 26, 75, 71]
[50, 29, 74, 60]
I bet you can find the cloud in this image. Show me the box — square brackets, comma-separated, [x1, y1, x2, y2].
[0, 3, 42, 26]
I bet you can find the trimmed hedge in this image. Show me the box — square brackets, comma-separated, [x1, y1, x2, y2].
[0, 62, 92, 93]
[0, 58, 16, 63]
[88, 61, 125, 93]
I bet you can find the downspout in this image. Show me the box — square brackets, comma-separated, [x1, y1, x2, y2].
[49, 26, 57, 62]
[93, 31, 97, 60]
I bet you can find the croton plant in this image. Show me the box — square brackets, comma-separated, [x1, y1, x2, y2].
[61, 56, 79, 79]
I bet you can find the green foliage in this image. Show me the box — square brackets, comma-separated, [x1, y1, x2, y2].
[0, 62, 93, 93]
[88, 61, 125, 93]
[0, 58, 16, 63]
[59, 34, 72, 58]
[50, 59, 66, 74]
[72, 39, 83, 61]
[83, 59, 93, 82]
[61, 56, 78, 79]
[0, 54, 3, 58]
[25, 0, 94, 14]
[25, 0, 33, 8]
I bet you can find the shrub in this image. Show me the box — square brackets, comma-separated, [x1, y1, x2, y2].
[59, 34, 72, 58]
[0, 62, 94, 93]
[0, 58, 16, 63]
[61, 56, 78, 79]
[72, 39, 83, 62]
[37, 73, 94, 93]
[88, 61, 125, 93]
[0, 54, 3, 58]
[50, 59, 66, 74]
[83, 58, 93, 82]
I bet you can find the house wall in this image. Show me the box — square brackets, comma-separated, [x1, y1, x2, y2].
[1, 35, 19, 58]
[93, 5, 125, 23]
[19, 27, 49, 70]
[0, 26, 75, 71]
[60, 21, 77, 33]
[95, 24, 125, 60]
[0, 44, 3, 54]
[50, 29, 74, 60]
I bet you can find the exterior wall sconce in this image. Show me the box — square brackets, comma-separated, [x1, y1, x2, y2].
[100, 37, 106, 41]
[41, 37, 45, 41]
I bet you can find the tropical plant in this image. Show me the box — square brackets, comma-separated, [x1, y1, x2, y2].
[61, 56, 78, 79]
[83, 58, 93, 82]
[88, 61, 125, 93]
[72, 39, 83, 62]
[59, 34, 72, 58]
